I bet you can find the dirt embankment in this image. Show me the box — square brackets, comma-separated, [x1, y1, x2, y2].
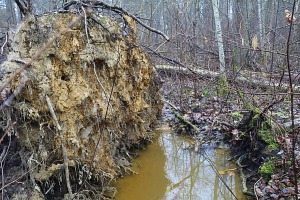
[0, 13, 162, 199]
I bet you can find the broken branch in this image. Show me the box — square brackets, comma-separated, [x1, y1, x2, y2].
[64, 0, 170, 41]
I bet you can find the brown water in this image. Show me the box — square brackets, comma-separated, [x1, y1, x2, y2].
[114, 127, 249, 200]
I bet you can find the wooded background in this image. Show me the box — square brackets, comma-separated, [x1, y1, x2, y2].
[1, 0, 299, 76]
[1, 1, 300, 199]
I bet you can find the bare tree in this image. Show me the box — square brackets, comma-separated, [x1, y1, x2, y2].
[212, 0, 225, 75]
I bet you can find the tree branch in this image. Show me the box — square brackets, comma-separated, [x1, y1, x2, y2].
[63, 0, 170, 41]
[286, 0, 298, 198]
[14, 0, 26, 16]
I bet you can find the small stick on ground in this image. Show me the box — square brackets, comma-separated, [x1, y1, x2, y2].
[162, 98, 199, 132]
[45, 95, 73, 198]
[0, 33, 7, 55]
[254, 177, 262, 200]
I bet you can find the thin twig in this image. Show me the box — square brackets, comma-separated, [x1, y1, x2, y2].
[0, 72, 28, 111]
[254, 177, 262, 200]
[0, 133, 12, 200]
[161, 98, 180, 111]
[72, 46, 121, 199]
[0, 145, 7, 200]
[0, 33, 7, 55]
[64, 0, 170, 41]
[0, 148, 58, 191]
[81, 6, 114, 115]
[0, 122, 16, 144]
[45, 95, 73, 198]
[45, 95, 61, 131]
[286, 1, 298, 198]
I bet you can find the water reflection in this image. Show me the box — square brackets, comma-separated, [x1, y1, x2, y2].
[161, 133, 245, 200]
[114, 128, 248, 200]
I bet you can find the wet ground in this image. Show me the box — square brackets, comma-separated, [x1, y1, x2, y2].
[113, 126, 250, 200]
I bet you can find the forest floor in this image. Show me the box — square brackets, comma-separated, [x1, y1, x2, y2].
[158, 70, 300, 200]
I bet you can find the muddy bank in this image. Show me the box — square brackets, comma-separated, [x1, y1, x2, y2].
[0, 13, 162, 199]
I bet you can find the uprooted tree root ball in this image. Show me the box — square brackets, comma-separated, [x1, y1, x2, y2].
[0, 13, 162, 199]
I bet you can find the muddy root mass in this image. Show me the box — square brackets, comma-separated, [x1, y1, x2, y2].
[0, 13, 162, 199]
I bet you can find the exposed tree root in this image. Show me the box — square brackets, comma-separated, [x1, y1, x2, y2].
[236, 153, 254, 196]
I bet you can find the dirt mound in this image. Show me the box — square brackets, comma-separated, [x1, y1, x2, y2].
[0, 13, 162, 199]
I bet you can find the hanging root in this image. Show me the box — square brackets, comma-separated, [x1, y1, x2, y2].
[45, 95, 73, 198]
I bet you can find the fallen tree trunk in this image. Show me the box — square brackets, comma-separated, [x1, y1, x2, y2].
[155, 65, 300, 92]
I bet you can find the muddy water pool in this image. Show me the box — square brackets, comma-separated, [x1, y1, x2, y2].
[114, 127, 249, 200]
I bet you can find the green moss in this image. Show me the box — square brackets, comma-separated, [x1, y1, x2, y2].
[230, 112, 243, 121]
[252, 108, 263, 120]
[202, 86, 211, 97]
[259, 160, 275, 178]
[258, 129, 273, 144]
[258, 121, 278, 152]
[217, 75, 229, 96]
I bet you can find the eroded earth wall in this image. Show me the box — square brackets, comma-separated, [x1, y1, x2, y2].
[0, 13, 162, 199]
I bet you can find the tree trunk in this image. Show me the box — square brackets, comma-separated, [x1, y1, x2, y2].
[258, 0, 264, 45]
[212, 0, 226, 75]
[148, 0, 153, 46]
